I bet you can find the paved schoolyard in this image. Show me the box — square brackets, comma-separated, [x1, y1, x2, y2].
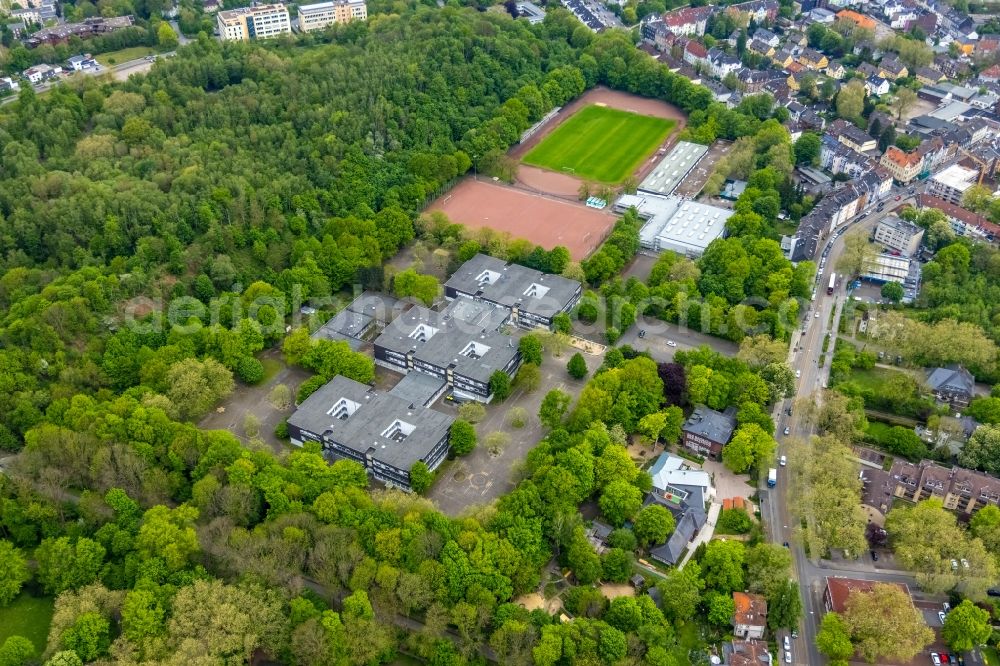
[427, 347, 603, 515]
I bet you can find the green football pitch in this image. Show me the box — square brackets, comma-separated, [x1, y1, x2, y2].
[522, 105, 676, 184]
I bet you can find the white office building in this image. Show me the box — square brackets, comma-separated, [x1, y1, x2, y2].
[217, 4, 291, 40]
[297, 0, 367, 31]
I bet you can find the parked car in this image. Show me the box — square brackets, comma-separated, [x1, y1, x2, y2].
[638, 329, 646, 338]
[951, 559, 959, 571]
[791, 630, 798, 639]
[783, 427, 790, 436]
[961, 558, 969, 569]
[780, 455, 787, 466]
[938, 611, 946, 624]
[795, 370, 801, 378]
[814, 312, 819, 318]
[784, 650, 791, 664]
[932, 653, 941, 666]
[666, 340, 677, 347]
[783, 637, 790, 651]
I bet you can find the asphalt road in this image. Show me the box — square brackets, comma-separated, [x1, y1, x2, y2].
[766, 184, 924, 666]
[1, 52, 175, 106]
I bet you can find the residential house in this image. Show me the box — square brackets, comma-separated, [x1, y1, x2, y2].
[784, 29, 808, 48]
[217, 4, 291, 40]
[935, 54, 971, 80]
[980, 64, 1000, 84]
[725, 0, 779, 24]
[926, 364, 976, 408]
[708, 47, 741, 79]
[878, 55, 909, 80]
[825, 61, 846, 79]
[836, 9, 876, 30]
[829, 118, 878, 153]
[873, 215, 924, 256]
[661, 5, 714, 36]
[855, 62, 880, 79]
[682, 405, 737, 458]
[732, 592, 768, 639]
[22, 63, 58, 84]
[864, 457, 1000, 517]
[798, 47, 828, 70]
[0, 77, 19, 94]
[737, 67, 770, 93]
[748, 38, 775, 58]
[683, 40, 710, 69]
[866, 75, 890, 97]
[808, 7, 836, 22]
[645, 453, 712, 566]
[771, 48, 794, 69]
[917, 193, 1000, 243]
[752, 27, 779, 47]
[66, 54, 97, 70]
[880, 145, 924, 184]
[916, 66, 947, 85]
[821, 135, 871, 177]
[26, 16, 134, 47]
[724, 640, 772, 666]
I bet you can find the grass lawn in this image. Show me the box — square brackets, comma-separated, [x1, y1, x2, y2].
[522, 105, 675, 183]
[259, 357, 284, 385]
[95, 46, 160, 67]
[0, 593, 54, 652]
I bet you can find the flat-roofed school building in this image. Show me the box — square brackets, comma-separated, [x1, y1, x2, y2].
[297, 0, 366, 31]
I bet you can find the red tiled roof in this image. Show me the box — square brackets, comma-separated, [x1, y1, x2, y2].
[918, 193, 1000, 236]
[825, 577, 909, 613]
[733, 592, 768, 627]
[883, 145, 922, 168]
[685, 41, 708, 58]
[836, 9, 876, 30]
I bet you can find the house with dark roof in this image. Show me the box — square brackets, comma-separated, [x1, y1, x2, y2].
[287, 375, 454, 490]
[926, 364, 976, 407]
[444, 253, 582, 329]
[682, 405, 737, 459]
[878, 54, 909, 80]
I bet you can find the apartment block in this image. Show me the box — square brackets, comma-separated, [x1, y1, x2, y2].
[297, 0, 367, 31]
[873, 215, 924, 256]
[217, 4, 290, 41]
[862, 458, 1000, 518]
[927, 164, 979, 205]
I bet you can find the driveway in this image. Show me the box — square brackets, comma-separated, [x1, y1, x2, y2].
[427, 347, 602, 515]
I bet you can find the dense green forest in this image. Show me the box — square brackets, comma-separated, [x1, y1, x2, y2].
[0, 3, 815, 663]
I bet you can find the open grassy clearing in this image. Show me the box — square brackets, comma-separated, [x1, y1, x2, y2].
[522, 105, 675, 183]
[0, 593, 54, 652]
[95, 46, 161, 67]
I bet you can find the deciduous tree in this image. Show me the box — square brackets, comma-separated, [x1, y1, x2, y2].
[841, 582, 934, 663]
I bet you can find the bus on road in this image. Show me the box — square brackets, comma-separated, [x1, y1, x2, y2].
[827, 272, 837, 295]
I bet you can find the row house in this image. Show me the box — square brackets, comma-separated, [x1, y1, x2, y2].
[878, 54, 909, 80]
[725, 0, 778, 24]
[916, 66, 947, 86]
[683, 39, 710, 69]
[879, 459, 1000, 516]
[828, 118, 878, 153]
[880, 145, 924, 184]
[917, 193, 1000, 244]
[736, 67, 770, 93]
[752, 27, 780, 47]
[747, 38, 775, 58]
[820, 135, 870, 177]
[661, 5, 714, 36]
[798, 47, 828, 70]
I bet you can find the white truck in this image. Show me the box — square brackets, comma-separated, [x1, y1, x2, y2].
[767, 468, 777, 487]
